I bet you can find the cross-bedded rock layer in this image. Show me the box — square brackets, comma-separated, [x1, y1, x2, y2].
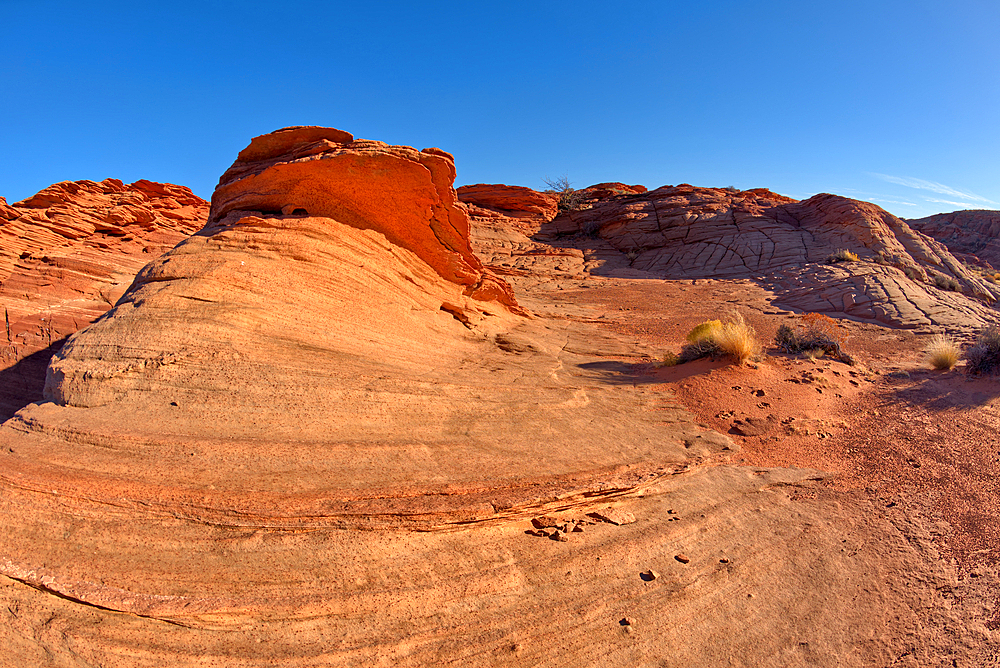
[3, 135, 997, 665]
[0, 178, 207, 419]
[1, 130, 736, 665]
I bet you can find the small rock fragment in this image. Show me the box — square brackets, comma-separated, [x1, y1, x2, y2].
[531, 516, 563, 529]
[640, 570, 659, 581]
[591, 508, 636, 525]
[675, 554, 691, 564]
[731, 415, 779, 437]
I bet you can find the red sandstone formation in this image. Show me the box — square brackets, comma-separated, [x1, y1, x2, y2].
[2, 129, 737, 666]
[210, 126, 521, 313]
[458, 183, 560, 221]
[465, 182, 1000, 329]
[0, 178, 207, 420]
[2, 134, 998, 665]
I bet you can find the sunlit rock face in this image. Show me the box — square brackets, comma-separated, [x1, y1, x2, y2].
[908, 209, 1000, 269]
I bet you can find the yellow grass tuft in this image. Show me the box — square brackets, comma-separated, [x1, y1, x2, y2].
[686, 320, 722, 343]
[714, 312, 761, 365]
[925, 334, 960, 370]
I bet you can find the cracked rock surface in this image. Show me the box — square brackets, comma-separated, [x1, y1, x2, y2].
[465, 182, 1000, 329]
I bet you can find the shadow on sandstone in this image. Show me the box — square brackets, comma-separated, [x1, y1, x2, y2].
[577, 357, 730, 386]
[574, 360, 663, 385]
[0, 338, 66, 422]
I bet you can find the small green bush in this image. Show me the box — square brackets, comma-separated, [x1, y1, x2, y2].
[965, 326, 1000, 375]
[686, 320, 722, 343]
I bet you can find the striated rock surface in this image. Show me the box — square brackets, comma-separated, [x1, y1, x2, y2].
[0, 178, 207, 420]
[458, 183, 560, 222]
[1, 129, 750, 664]
[908, 209, 1000, 269]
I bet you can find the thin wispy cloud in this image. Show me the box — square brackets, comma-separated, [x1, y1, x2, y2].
[869, 173, 996, 204]
[923, 197, 997, 210]
[869, 198, 918, 207]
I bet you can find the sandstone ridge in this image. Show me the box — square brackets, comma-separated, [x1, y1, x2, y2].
[210, 126, 520, 311]
[908, 209, 1000, 269]
[3, 135, 995, 666]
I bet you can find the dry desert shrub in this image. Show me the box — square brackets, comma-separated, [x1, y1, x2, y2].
[902, 265, 924, 282]
[775, 312, 854, 365]
[925, 334, 960, 370]
[827, 249, 859, 263]
[676, 313, 760, 365]
[656, 350, 680, 367]
[686, 320, 722, 343]
[965, 326, 1000, 375]
[932, 274, 961, 292]
[542, 175, 587, 213]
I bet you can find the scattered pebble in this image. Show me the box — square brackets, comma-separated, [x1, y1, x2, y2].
[675, 554, 691, 564]
[640, 569, 659, 581]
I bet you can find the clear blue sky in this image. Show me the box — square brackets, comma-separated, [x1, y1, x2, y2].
[2, 0, 997, 219]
